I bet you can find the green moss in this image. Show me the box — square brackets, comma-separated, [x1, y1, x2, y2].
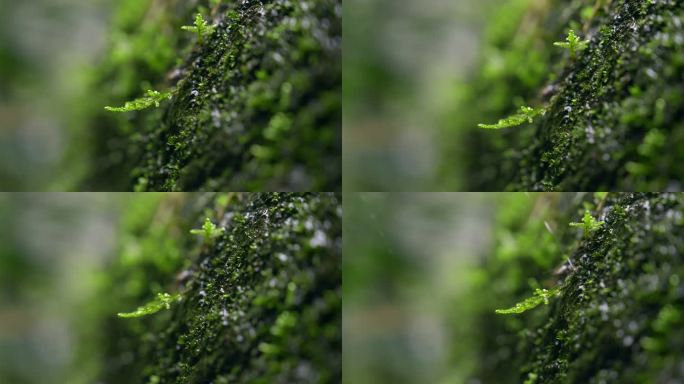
[189, 217, 225, 244]
[478, 106, 546, 129]
[450, 0, 684, 191]
[553, 29, 589, 59]
[98, 193, 341, 383]
[496, 287, 562, 315]
[82, 0, 341, 191]
[476, 193, 684, 382]
[568, 210, 604, 236]
[118, 292, 182, 318]
[181, 13, 216, 45]
[105, 89, 174, 112]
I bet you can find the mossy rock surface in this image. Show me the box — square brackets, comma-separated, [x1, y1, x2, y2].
[100, 193, 341, 383]
[456, 0, 684, 191]
[478, 193, 684, 383]
[85, 0, 341, 191]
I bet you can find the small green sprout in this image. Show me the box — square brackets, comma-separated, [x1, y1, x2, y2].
[118, 292, 182, 318]
[553, 29, 589, 59]
[478, 106, 546, 129]
[496, 287, 561, 315]
[105, 89, 173, 112]
[524, 372, 539, 384]
[181, 13, 216, 44]
[569, 210, 604, 237]
[190, 218, 225, 243]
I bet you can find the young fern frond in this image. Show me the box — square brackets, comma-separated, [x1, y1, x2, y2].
[496, 287, 561, 315]
[190, 218, 225, 244]
[181, 13, 216, 44]
[569, 210, 604, 237]
[553, 29, 589, 59]
[118, 292, 182, 318]
[105, 89, 173, 112]
[478, 106, 546, 129]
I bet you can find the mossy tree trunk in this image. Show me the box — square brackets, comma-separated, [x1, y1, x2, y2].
[85, 0, 341, 191]
[98, 193, 341, 383]
[477, 193, 684, 382]
[457, 0, 684, 191]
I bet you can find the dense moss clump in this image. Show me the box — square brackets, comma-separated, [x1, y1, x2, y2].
[97, 193, 341, 383]
[83, 0, 341, 191]
[476, 193, 684, 382]
[451, 0, 684, 191]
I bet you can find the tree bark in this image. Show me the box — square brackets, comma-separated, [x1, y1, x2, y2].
[85, 0, 341, 191]
[100, 193, 341, 383]
[459, 0, 684, 191]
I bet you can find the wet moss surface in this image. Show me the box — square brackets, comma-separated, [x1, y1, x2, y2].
[478, 193, 684, 383]
[455, 0, 684, 191]
[101, 193, 341, 383]
[85, 0, 341, 191]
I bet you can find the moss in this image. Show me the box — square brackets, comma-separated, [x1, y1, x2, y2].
[478, 106, 546, 129]
[105, 89, 175, 112]
[189, 217, 225, 244]
[569, 209, 604, 236]
[181, 13, 217, 45]
[476, 193, 684, 383]
[450, 0, 684, 191]
[83, 0, 341, 191]
[118, 293, 183, 318]
[553, 29, 589, 59]
[98, 193, 341, 383]
[496, 287, 562, 315]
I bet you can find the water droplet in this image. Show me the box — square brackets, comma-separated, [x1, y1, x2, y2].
[310, 230, 328, 247]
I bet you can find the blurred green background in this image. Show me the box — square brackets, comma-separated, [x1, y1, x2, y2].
[343, 0, 495, 190]
[0, 0, 112, 190]
[343, 0, 553, 191]
[343, 192, 577, 383]
[0, 193, 171, 383]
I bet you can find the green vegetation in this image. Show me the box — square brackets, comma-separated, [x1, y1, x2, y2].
[553, 29, 589, 59]
[447, 0, 684, 191]
[478, 193, 684, 382]
[80, 0, 341, 191]
[189, 217, 225, 244]
[569, 209, 604, 236]
[478, 106, 545, 129]
[0, 193, 340, 382]
[345, 192, 684, 383]
[181, 13, 216, 45]
[105, 89, 174, 112]
[99, 193, 341, 382]
[495, 287, 561, 315]
[117, 292, 182, 318]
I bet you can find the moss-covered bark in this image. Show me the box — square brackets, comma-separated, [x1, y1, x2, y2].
[477, 193, 684, 383]
[84, 0, 341, 191]
[453, 0, 684, 191]
[98, 193, 341, 383]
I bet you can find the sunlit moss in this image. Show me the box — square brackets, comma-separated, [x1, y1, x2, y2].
[568, 210, 604, 237]
[452, 0, 684, 191]
[553, 29, 589, 59]
[117, 292, 182, 318]
[98, 193, 341, 382]
[495, 287, 561, 314]
[479, 193, 684, 382]
[84, 0, 341, 191]
[189, 217, 224, 244]
[105, 89, 174, 112]
[478, 106, 546, 129]
[181, 13, 216, 45]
